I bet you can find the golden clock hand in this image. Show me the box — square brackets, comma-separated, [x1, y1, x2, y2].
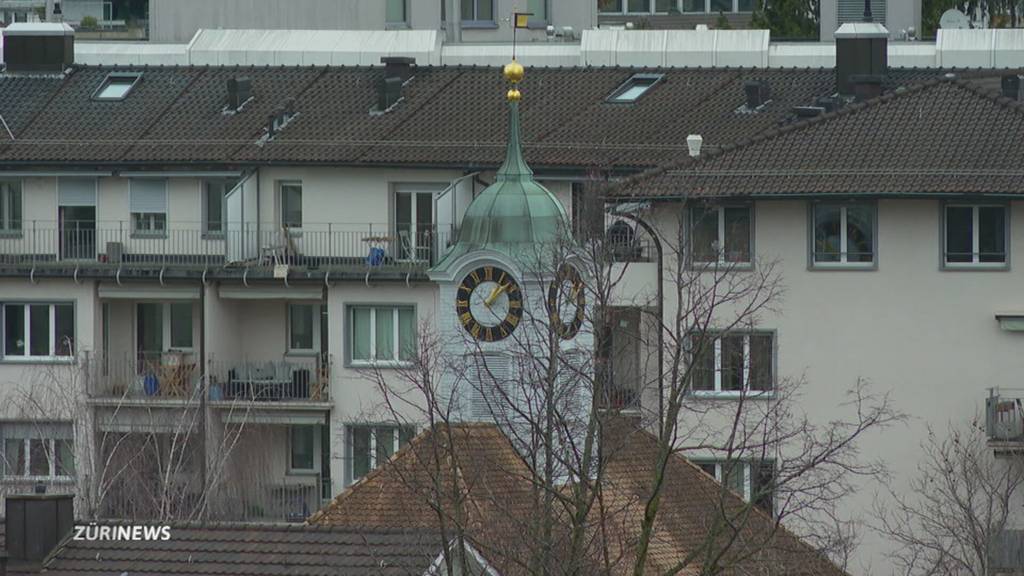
[484, 283, 508, 307]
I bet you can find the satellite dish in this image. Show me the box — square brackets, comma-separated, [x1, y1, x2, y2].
[940, 8, 971, 30]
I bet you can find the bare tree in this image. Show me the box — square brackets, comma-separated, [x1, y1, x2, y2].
[874, 419, 1024, 576]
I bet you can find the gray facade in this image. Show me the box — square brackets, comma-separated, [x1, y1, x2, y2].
[148, 0, 596, 44]
[820, 0, 921, 40]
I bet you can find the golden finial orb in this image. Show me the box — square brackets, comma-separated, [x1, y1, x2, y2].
[507, 88, 522, 102]
[503, 60, 525, 84]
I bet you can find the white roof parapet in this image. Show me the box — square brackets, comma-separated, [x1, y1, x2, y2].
[1, 22, 73, 36]
[75, 43, 189, 66]
[187, 29, 442, 66]
[938, 29, 996, 68]
[582, 29, 769, 68]
[441, 43, 580, 67]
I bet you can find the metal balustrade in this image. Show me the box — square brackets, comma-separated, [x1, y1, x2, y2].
[206, 356, 331, 403]
[0, 220, 457, 273]
[84, 351, 201, 400]
[987, 388, 1024, 442]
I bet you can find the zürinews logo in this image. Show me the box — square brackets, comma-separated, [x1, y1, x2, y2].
[73, 524, 172, 541]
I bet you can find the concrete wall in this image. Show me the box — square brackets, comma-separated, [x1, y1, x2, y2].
[636, 198, 1024, 575]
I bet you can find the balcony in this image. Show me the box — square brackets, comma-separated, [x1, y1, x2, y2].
[0, 220, 456, 278]
[206, 356, 330, 404]
[986, 388, 1024, 446]
[208, 474, 332, 522]
[85, 351, 200, 403]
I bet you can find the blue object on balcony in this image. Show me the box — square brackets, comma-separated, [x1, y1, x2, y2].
[143, 374, 159, 396]
[209, 383, 223, 401]
[366, 247, 386, 266]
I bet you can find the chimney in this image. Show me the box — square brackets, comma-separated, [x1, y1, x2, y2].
[381, 56, 415, 84]
[5, 493, 74, 563]
[376, 57, 415, 112]
[834, 0, 888, 97]
[687, 134, 703, 158]
[851, 74, 884, 101]
[743, 80, 770, 109]
[226, 76, 252, 111]
[1001, 74, 1021, 100]
[2, 23, 74, 73]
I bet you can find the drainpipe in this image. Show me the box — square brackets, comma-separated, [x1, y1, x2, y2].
[615, 211, 664, 437]
[198, 280, 207, 517]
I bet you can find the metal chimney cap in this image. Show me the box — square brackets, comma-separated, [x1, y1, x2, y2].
[686, 134, 704, 158]
[834, 21, 889, 38]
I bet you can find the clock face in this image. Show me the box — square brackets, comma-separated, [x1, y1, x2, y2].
[456, 266, 523, 342]
[548, 264, 586, 340]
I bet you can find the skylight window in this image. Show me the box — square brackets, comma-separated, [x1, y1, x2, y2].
[92, 72, 142, 101]
[607, 74, 663, 103]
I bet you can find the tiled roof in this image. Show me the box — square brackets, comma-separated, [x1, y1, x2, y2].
[0, 65, 971, 171]
[310, 421, 847, 576]
[610, 75, 1024, 198]
[37, 523, 442, 576]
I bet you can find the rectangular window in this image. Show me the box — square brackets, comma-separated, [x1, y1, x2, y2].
[203, 179, 236, 235]
[289, 425, 316, 471]
[93, 72, 141, 101]
[737, 0, 754, 10]
[137, 302, 192, 354]
[2, 303, 74, 360]
[689, 332, 773, 394]
[690, 204, 752, 265]
[627, 0, 651, 12]
[349, 306, 415, 364]
[710, 0, 731, 12]
[681, 0, 705, 12]
[945, 204, 1007, 267]
[528, 0, 547, 21]
[692, 459, 773, 511]
[1, 422, 74, 479]
[386, 0, 407, 23]
[289, 303, 322, 353]
[348, 424, 415, 483]
[608, 74, 663, 103]
[0, 180, 22, 233]
[461, 0, 493, 21]
[280, 182, 303, 229]
[812, 203, 875, 267]
[598, 0, 623, 12]
[130, 179, 168, 237]
[169, 302, 193, 349]
[654, 0, 675, 11]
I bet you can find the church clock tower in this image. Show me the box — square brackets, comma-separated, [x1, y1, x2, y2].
[428, 60, 591, 422]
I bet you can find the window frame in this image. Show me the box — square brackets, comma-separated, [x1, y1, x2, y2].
[600, 0, 753, 14]
[1, 422, 75, 481]
[460, 0, 496, 26]
[941, 201, 1010, 270]
[385, 0, 409, 27]
[346, 424, 416, 485]
[348, 305, 416, 367]
[287, 302, 322, 355]
[287, 424, 320, 475]
[0, 179, 22, 237]
[688, 202, 754, 268]
[91, 72, 143, 101]
[1, 302, 75, 362]
[201, 178, 236, 238]
[692, 458, 774, 513]
[688, 330, 775, 397]
[137, 302, 194, 354]
[278, 180, 303, 230]
[129, 178, 169, 239]
[808, 200, 878, 270]
[607, 73, 664, 103]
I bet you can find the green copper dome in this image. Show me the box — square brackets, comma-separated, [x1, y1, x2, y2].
[432, 98, 570, 274]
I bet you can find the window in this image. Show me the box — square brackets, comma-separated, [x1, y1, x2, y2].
[693, 459, 774, 513]
[811, 202, 875, 267]
[130, 179, 167, 237]
[386, 0, 407, 24]
[348, 424, 416, 482]
[289, 425, 317, 472]
[280, 182, 302, 229]
[598, 0, 623, 12]
[1, 422, 74, 479]
[3, 303, 74, 360]
[690, 204, 752, 265]
[289, 303, 323, 353]
[838, 0, 886, 25]
[202, 179, 237, 235]
[690, 332, 773, 394]
[395, 185, 438, 261]
[92, 72, 142, 101]
[350, 306, 416, 365]
[461, 0, 493, 21]
[608, 74, 663, 103]
[944, 204, 1008, 267]
[136, 302, 193, 356]
[0, 180, 21, 234]
[528, 0, 548, 21]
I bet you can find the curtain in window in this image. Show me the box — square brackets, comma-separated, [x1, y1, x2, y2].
[398, 308, 415, 361]
[979, 206, 1006, 262]
[723, 206, 750, 263]
[721, 335, 745, 391]
[748, 334, 773, 391]
[690, 334, 715, 390]
[375, 308, 395, 361]
[351, 308, 372, 361]
[352, 427, 371, 479]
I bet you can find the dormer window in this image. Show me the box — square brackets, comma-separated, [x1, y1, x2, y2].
[607, 74, 663, 103]
[93, 72, 142, 101]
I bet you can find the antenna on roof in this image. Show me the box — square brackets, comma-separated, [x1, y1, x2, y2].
[863, 0, 873, 22]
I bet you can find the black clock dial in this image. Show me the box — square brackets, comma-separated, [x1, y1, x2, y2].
[456, 266, 523, 342]
[548, 264, 585, 340]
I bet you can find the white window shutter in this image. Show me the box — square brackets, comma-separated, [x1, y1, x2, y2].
[130, 179, 168, 213]
[58, 177, 96, 207]
[467, 353, 511, 422]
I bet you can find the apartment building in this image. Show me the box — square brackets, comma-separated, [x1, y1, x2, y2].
[4, 21, 1024, 573]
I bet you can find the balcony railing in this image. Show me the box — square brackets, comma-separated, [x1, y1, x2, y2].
[207, 356, 330, 403]
[0, 220, 456, 274]
[85, 351, 200, 401]
[986, 388, 1024, 442]
[208, 474, 332, 522]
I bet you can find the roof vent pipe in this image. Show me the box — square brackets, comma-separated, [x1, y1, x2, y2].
[744, 80, 770, 109]
[227, 76, 252, 111]
[1001, 75, 1021, 100]
[687, 134, 703, 158]
[381, 56, 415, 84]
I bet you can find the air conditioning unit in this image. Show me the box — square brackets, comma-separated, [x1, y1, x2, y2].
[105, 241, 124, 264]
